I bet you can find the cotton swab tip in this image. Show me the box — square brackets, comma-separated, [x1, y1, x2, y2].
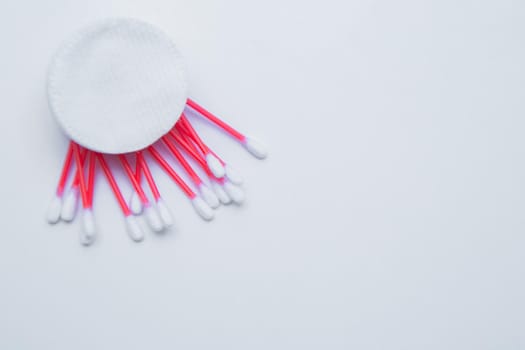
[80, 209, 96, 246]
[224, 165, 243, 185]
[191, 197, 215, 221]
[211, 181, 231, 205]
[200, 184, 220, 209]
[125, 215, 145, 242]
[223, 181, 245, 204]
[61, 186, 80, 222]
[244, 137, 268, 159]
[129, 190, 143, 215]
[144, 205, 164, 232]
[206, 153, 226, 178]
[46, 194, 63, 224]
[156, 198, 174, 228]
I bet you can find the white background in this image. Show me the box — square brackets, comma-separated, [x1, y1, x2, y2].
[1, 0, 524, 349]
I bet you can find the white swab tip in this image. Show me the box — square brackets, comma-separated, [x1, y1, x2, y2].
[129, 191, 143, 215]
[206, 153, 226, 178]
[223, 181, 245, 204]
[224, 165, 243, 185]
[144, 205, 164, 232]
[80, 209, 96, 246]
[125, 215, 144, 242]
[61, 187, 79, 222]
[212, 181, 231, 205]
[156, 198, 174, 228]
[191, 197, 214, 221]
[46, 194, 63, 224]
[244, 137, 268, 159]
[199, 184, 220, 209]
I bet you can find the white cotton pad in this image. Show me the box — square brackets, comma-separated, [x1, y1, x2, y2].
[47, 18, 188, 154]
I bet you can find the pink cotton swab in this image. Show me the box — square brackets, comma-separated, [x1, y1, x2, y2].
[186, 98, 268, 159]
[119, 154, 164, 233]
[161, 136, 220, 209]
[137, 151, 174, 228]
[167, 130, 231, 205]
[127, 154, 145, 216]
[97, 153, 145, 242]
[176, 120, 243, 186]
[72, 144, 97, 245]
[147, 146, 214, 221]
[171, 129, 245, 204]
[60, 148, 87, 222]
[177, 114, 226, 178]
[46, 142, 74, 224]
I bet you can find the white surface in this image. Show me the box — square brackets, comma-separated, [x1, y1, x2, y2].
[48, 18, 188, 154]
[1, 0, 525, 349]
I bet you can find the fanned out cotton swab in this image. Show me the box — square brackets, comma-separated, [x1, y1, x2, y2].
[176, 118, 243, 185]
[46, 142, 74, 224]
[137, 151, 174, 228]
[147, 146, 214, 221]
[167, 130, 231, 205]
[119, 154, 164, 233]
[60, 148, 87, 222]
[177, 114, 226, 178]
[128, 154, 144, 216]
[168, 130, 245, 204]
[72, 144, 97, 245]
[97, 153, 145, 242]
[162, 136, 220, 209]
[186, 98, 268, 159]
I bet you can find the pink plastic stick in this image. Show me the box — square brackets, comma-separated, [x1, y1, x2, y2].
[72, 143, 88, 209]
[87, 151, 96, 208]
[56, 142, 74, 196]
[147, 146, 196, 199]
[162, 136, 202, 186]
[137, 151, 161, 201]
[169, 131, 225, 184]
[118, 154, 149, 205]
[176, 115, 210, 155]
[72, 149, 88, 187]
[186, 98, 245, 142]
[97, 154, 131, 216]
[135, 154, 142, 182]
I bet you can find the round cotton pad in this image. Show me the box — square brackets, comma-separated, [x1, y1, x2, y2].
[48, 18, 188, 154]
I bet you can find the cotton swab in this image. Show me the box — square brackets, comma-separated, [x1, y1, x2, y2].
[97, 153, 144, 242]
[137, 151, 174, 228]
[147, 146, 214, 221]
[171, 129, 245, 204]
[72, 144, 96, 245]
[119, 154, 164, 233]
[177, 114, 226, 178]
[176, 122, 243, 185]
[162, 136, 220, 209]
[169, 130, 236, 204]
[46, 142, 74, 224]
[60, 148, 87, 222]
[128, 155, 144, 215]
[186, 98, 268, 159]
[169, 130, 231, 204]
[80, 151, 97, 245]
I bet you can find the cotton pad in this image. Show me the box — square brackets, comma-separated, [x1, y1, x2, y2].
[48, 18, 187, 154]
[45, 18, 267, 246]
